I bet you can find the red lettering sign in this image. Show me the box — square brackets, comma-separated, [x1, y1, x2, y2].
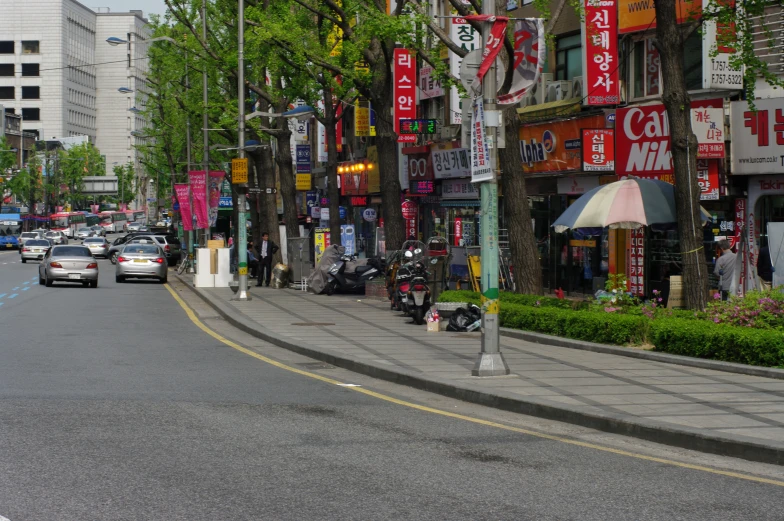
[581, 128, 615, 171]
[394, 49, 416, 143]
[454, 218, 463, 246]
[584, 0, 619, 105]
[401, 200, 418, 239]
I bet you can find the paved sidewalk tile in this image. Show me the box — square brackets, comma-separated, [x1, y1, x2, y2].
[201, 287, 784, 449]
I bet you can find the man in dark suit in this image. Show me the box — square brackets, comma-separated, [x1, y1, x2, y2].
[255, 232, 279, 287]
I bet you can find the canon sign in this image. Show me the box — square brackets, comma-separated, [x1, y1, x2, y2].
[616, 105, 674, 176]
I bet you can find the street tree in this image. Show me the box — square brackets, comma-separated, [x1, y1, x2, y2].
[6, 148, 42, 216]
[60, 142, 104, 210]
[653, 0, 784, 309]
[0, 136, 17, 213]
[113, 163, 137, 207]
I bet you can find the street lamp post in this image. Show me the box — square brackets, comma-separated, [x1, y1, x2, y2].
[234, 0, 250, 301]
[201, 0, 211, 246]
[471, 0, 509, 377]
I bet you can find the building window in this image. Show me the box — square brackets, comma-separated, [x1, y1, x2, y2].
[0, 86, 14, 99]
[4, 108, 15, 114]
[555, 34, 582, 81]
[632, 36, 702, 98]
[22, 63, 39, 77]
[22, 86, 40, 99]
[22, 108, 40, 121]
[683, 32, 702, 91]
[0, 63, 13, 76]
[0, 42, 13, 54]
[21, 41, 40, 54]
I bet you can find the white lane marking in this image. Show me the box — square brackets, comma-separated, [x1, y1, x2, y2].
[21, 287, 29, 291]
[11, 287, 19, 291]
[337, 384, 362, 387]
[22, 281, 29, 285]
[0, 294, 5, 299]
[8, 294, 18, 299]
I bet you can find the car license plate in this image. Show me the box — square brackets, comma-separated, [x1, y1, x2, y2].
[5, 244, 11, 248]
[68, 274, 81, 280]
[133, 259, 147, 263]
[34, 249, 41, 252]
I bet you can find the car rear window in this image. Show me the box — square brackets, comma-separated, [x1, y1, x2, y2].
[124, 245, 159, 254]
[166, 236, 181, 245]
[21, 233, 38, 238]
[52, 246, 91, 257]
[26, 240, 49, 246]
[84, 238, 104, 243]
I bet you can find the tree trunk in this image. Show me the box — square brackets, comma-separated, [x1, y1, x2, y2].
[324, 97, 342, 245]
[500, 106, 543, 295]
[654, 0, 708, 310]
[274, 128, 301, 247]
[258, 140, 281, 261]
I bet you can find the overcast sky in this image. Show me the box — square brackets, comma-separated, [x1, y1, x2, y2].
[89, 0, 168, 18]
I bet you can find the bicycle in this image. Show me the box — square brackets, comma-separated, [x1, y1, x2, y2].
[177, 253, 194, 275]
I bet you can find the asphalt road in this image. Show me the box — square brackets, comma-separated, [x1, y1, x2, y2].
[0, 243, 783, 520]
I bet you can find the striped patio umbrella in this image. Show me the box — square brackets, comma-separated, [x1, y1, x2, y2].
[553, 178, 711, 233]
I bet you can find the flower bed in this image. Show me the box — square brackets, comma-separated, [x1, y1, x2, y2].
[437, 290, 784, 368]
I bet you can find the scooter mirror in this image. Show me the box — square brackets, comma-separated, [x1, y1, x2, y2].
[414, 248, 422, 255]
[431, 258, 438, 264]
[404, 251, 413, 258]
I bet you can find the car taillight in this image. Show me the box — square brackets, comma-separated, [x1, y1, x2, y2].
[413, 284, 426, 291]
[117, 256, 128, 263]
[22, 247, 29, 252]
[164, 244, 171, 253]
[50, 262, 63, 268]
[86, 263, 98, 269]
[155, 257, 164, 264]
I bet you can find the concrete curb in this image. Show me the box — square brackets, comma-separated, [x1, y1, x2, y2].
[175, 274, 784, 466]
[501, 329, 784, 381]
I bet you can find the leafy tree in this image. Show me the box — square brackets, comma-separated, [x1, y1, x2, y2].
[113, 163, 137, 207]
[6, 148, 42, 216]
[0, 136, 17, 212]
[59, 142, 104, 209]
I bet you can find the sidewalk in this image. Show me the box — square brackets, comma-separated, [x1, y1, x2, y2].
[177, 276, 784, 464]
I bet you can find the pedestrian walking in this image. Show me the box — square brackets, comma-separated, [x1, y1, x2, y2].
[714, 239, 737, 301]
[255, 232, 279, 287]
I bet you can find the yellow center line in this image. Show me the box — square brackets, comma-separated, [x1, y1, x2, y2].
[164, 283, 784, 488]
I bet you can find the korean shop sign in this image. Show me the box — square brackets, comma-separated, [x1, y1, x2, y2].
[394, 49, 416, 143]
[581, 129, 615, 171]
[582, 0, 620, 105]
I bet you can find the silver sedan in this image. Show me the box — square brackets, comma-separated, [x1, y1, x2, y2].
[75, 227, 95, 240]
[83, 237, 110, 258]
[39, 245, 99, 288]
[115, 243, 168, 283]
[20, 239, 51, 263]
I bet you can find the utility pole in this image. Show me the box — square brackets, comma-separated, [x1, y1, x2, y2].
[201, 0, 210, 245]
[472, 5, 509, 377]
[235, 0, 250, 301]
[185, 50, 195, 271]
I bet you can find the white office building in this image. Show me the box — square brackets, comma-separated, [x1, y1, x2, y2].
[0, 0, 151, 197]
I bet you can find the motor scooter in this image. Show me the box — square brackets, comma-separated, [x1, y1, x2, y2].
[407, 261, 431, 325]
[325, 255, 383, 295]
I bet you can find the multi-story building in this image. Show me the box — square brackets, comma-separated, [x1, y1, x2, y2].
[94, 10, 151, 182]
[0, 0, 150, 207]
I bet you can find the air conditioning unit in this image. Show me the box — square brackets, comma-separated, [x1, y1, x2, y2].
[572, 76, 585, 101]
[545, 80, 573, 102]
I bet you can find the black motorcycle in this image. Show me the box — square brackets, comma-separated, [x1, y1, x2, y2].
[325, 255, 383, 295]
[407, 262, 431, 325]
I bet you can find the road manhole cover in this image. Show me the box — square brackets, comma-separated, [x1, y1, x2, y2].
[297, 362, 335, 370]
[291, 322, 335, 326]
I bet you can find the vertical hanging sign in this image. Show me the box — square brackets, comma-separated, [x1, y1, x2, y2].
[734, 198, 746, 296]
[188, 170, 208, 229]
[630, 228, 645, 296]
[393, 49, 416, 143]
[401, 200, 418, 239]
[471, 98, 493, 182]
[454, 217, 463, 246]
[583, 0, 620, 105]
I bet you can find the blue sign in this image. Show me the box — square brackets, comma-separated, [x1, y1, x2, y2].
[362, 208, 377, 222]
[339, 206, 347, 220]
[219, 196, 233, 208]
[341, 224, 355, 256]
[173, 202, 180, 211]
[296, 144, 311, 173]
[606, 112, 616, 124]
[306, 191, 318, 208]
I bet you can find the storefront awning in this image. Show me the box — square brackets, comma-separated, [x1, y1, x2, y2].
[441, 200, 481, 207]
[516, 98, 581, 122]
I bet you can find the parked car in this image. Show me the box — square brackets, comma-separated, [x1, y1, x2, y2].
[83, 237, 110, 258]
[45, 231, 68, 245]
[126, 234, 181, 266]
[0, 233, 19, 250]
[75, 227, 96, 240]
[115, 243, 168, 283]
[20, 239, 52, 263]
[39, 245, 99, 288]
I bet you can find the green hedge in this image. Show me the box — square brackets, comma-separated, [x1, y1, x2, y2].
[437, 290, 784, 367]
[650, 319, 784, 367]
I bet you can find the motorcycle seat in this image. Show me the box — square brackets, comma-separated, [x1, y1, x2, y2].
[355, 265, 374, 274]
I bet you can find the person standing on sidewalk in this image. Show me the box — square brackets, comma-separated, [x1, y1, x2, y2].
[247, 240, 258, 279]
[255, 232, 279, 287]
[714, 239, 737, 301]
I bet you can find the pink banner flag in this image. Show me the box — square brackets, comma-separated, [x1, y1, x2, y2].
[188, 170, 208, 229]
[174, 184, 193, 232]
[208, 170, 226, 228]
[464, 15, 509, 94]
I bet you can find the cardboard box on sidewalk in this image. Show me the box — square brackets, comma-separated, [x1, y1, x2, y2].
[427, 321, 439, 333]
